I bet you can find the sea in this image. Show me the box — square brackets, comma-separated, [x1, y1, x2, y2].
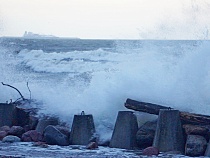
[0, 38, 210, 157]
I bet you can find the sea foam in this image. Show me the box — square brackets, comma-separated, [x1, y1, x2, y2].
[0, 40, 210, 143]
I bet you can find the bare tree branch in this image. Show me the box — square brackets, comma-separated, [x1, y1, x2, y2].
[27, 82, 31, 100]
[1, 82, 25, 101]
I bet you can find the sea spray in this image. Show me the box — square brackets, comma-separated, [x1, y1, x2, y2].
[0, 39, 210, 143]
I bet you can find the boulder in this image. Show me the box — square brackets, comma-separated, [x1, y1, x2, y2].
[86, 142, 98, 150]
[23, 125, 31, 132]
[8, 126, 24, 138]
[0, 126, 10, 133]
[185, 135, 207, 157]
[36, 117, 59, 134]
[21, 130, 43, 142]
[143, 146, 159, 156]
[164, 151, 183, 155]
[0, 131, 7, 140]
[136, 120, 157, 148]
[29, 115, 39, 130]
[183, 124, 208, 136]
[44, 125, 69, 146]
[32, 141, 48, 148]
[2, 135, 21, 143]
[55, 125, 70, 138]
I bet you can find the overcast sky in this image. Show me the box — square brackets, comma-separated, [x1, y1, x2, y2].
[0, 0, 210, 39]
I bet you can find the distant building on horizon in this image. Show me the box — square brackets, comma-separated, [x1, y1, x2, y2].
[23, 31, 59, 39]
[23, 31, 80, 39]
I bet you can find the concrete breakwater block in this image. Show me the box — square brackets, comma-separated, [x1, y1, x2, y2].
[0, 103, 16, 127]
[70, 114, 95, 145]
[205, 142, 210, 156]
[109, 111, 138, 149]
[153, 110, 185, 153]
[35, 117, 59, 134]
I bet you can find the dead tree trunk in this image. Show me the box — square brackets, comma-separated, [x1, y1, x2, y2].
[125, 98, 210, 125]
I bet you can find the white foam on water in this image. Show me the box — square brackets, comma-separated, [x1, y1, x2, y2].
[0, 40, 210, 143]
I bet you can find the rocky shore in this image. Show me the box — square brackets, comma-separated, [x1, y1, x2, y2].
[1, 98, 210, 157]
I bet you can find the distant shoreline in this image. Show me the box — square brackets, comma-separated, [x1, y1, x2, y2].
[0, 36, 210, 41]
[0, 36, 81, 40]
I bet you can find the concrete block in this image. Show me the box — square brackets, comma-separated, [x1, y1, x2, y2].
[109, 111, 138, 149]
[205, 142, 210, 156]
[153, 110, 185, 153]
[0, 103, 16, 127]
[69, 114, 95, 145]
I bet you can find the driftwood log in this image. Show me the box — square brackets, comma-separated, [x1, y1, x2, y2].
[125, 98, 210, 125]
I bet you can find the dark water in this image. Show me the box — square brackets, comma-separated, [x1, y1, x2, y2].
[0, 37, 115, 52]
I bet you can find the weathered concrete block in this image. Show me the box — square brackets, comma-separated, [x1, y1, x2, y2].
[0, 103, 16, 127]
[35, 117, 58, 134]
[153, 110, 185, 153]
[15, 108, 30, 127]
[69, 114, 95, 145]
[205, 142, 210, 156]
[109, 111, 138, 149]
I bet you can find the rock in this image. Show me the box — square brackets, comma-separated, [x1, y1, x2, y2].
[185, 135, 207, 157]
[21, 130, 43, 142]
[183, 124, 208, 136]
[2, 135, 21, 143]
[29, 115, 39, 130]
[44, 125, 69, 146]
[36, 117, 59, 134]
[55, 125, 70, 138]
[32, 141, 48, 148]
[98, 140, 110, 146]
[164, 151, 183, 155]
[0, 131, 7, 140]
[136, 120, 157, 148]
[0, 126, 10, 133]
[86, 142, 98, 149]
[143, 146, 159, 156]
[23, 125, 31, 132]
[8, 126, 24, 138]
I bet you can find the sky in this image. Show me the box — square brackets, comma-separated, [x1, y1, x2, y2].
[0, 0, 210, 39]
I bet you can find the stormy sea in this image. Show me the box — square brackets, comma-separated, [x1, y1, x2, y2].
[0, 38, 210, 157]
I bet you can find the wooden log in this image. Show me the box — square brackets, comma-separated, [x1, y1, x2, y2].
[125, 98, 169, 115]
[125, 98, 210, 125]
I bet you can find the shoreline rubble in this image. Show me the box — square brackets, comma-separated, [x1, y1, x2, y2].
[1, 98, 210, 157]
